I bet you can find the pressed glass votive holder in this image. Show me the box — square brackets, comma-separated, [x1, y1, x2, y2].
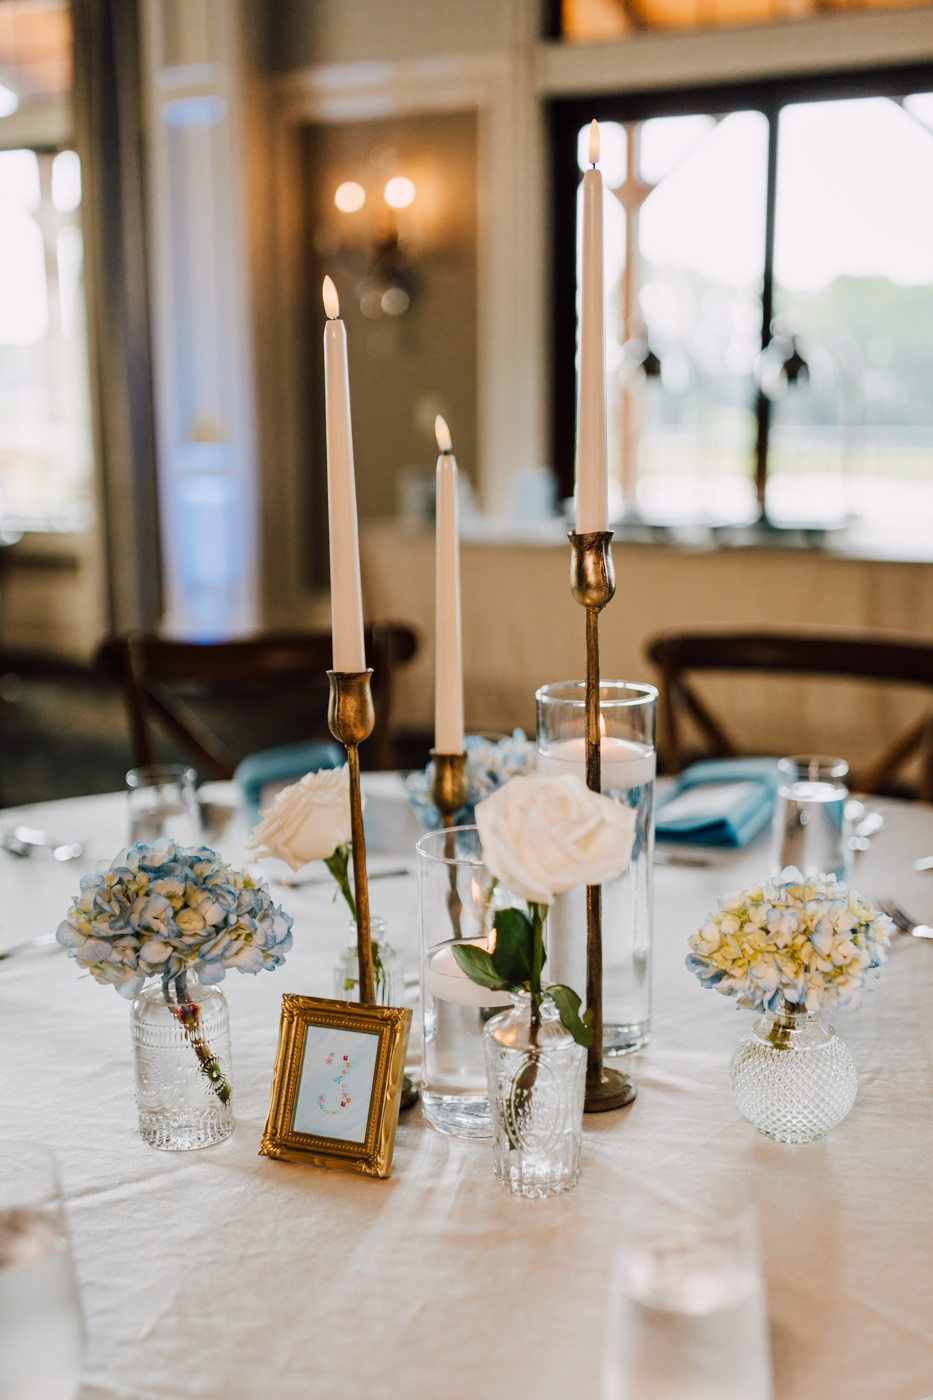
[536, 680, 656, 1054]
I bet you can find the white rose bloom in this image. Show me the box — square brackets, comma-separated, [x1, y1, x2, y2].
[474, 773, 636, 906]
[248, 766, 355, 872]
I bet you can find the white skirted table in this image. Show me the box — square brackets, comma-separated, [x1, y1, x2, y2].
[2, 775, 933, 1400]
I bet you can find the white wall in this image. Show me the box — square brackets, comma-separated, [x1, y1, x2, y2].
[272, 0, 512, 68]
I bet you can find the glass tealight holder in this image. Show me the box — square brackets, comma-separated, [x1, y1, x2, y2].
[605, 1176, 772, 1400]
[333, 916, 404, 1007]
[417, 825, 523, 1139]
[0, 1143, 84, 1400]
[536, 680, 656, 1054]
[770, 754, 851, 881]
[126, 764, 201, 847]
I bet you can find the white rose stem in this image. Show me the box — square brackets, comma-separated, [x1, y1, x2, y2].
[569, 123, 634, 1114]
[322, 276, 374, 1005]
[431, 414, 469, 939]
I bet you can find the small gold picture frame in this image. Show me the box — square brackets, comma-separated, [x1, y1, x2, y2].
[260, 994, 411, 1179]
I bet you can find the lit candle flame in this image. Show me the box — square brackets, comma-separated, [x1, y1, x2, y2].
[435, 414, 453, 453]
[599, 713, 606, 738]
[322, 275, 340, 319]
[589, 118, 600, 166]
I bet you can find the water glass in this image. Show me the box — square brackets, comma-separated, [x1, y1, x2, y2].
[770, 754, 850, 881]
[126, 764, 201, 846]
[605, 1178, 772, 1400]
[0, 1142, 84, 1400]
[536, 681, 656, 1054]
[417, 826, 522, 1139]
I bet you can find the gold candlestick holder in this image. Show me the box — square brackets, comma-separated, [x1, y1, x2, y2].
[430, 750, 468, 829]
[569, 530, 636, 1114]
[431, 749, 468, 938]
[327, 669, 377, 1005]
[328, 668, 416, 1109]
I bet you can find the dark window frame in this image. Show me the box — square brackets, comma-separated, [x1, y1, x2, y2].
[547, 62, 933, 505]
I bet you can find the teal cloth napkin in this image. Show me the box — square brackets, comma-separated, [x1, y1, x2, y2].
[655, 757, 782, 848]
[235, 740, 344, 832]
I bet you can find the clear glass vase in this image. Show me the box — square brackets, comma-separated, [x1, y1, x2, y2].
[484, 992, 586, 1199]
[729, 1002, 857, 1143]
[536, 680, 656, 1055]
[131, 971, 234, 1150]
[333, 916, 404, 1007]
[417, 826, 521, 1140]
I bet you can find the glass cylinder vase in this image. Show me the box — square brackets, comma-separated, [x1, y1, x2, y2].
[333, 916, 404, 1007]
[536, 680, 656, 1054]
[730, 1002, 857, 1143]
[417, 825, 521, 1139]
[484, 992, 586, 1199]
[131, 971, 234, 1150]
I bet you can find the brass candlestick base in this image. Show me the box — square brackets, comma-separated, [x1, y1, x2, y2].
[327, 670, 376, 1006]
[430, 749, 468, 829]
[568, 530, 636, 1115]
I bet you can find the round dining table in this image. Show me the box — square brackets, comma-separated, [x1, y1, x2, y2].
[2, 773, 933, 1400]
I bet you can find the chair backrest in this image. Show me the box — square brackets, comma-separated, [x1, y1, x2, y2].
[97, 624, 418, 779]
[646, 628, 933, 798]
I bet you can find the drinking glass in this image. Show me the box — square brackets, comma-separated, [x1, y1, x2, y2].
[417, 826, 522, 1139]
[126, 764, 201, 846]
[770, 754, 850, 881]
[604, 1177, 772, 1400]
[0, 1142, 84, 1400]
[536, 681, 656, 1054]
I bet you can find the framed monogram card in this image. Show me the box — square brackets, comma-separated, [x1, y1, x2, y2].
[260, 995, 411, 1178]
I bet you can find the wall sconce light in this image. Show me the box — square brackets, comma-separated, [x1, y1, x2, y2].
[384, 176, 415, 209]
[325, 165, 423, 321]
[335, 181, 366, 213]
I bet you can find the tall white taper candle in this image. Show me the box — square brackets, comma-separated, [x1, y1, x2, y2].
[576, 119, 609, 534]
[434, 414, 464, 754]
[322, 276, 366, 673]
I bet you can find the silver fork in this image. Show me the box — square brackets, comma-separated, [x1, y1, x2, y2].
[877, 899, 933, 939]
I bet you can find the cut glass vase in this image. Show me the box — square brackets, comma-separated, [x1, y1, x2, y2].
[730, 1004, 857, 1143]
[484, 992, 586, 1198]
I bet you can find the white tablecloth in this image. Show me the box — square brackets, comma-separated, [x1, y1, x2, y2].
[3, 778, 933, 1400]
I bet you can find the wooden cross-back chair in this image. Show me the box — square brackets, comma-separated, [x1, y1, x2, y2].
[96, 624, 417, 779]
[646, 629, 933, 799]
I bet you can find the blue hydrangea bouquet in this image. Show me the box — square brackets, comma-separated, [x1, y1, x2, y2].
[57, 840, 293, 1114]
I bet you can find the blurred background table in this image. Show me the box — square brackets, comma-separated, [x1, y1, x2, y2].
[3, 776, 933, 1400]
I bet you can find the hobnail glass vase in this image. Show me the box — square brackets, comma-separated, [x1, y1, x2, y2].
[131, 971, 234, 1150]
[484, 992, 586, 1199]
[333, 916, 404, 1007]
[729, 1001, 857, 1143]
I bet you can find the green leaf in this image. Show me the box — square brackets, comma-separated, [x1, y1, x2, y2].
[548, 984, 594, 1048]
[452, 943, 514, 991]
[491, 908, 537, 986]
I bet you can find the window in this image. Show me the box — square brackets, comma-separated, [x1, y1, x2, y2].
[558, 0, 933, 42]
[0, 0, 92, 535]
[550, 66, 933, 547]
